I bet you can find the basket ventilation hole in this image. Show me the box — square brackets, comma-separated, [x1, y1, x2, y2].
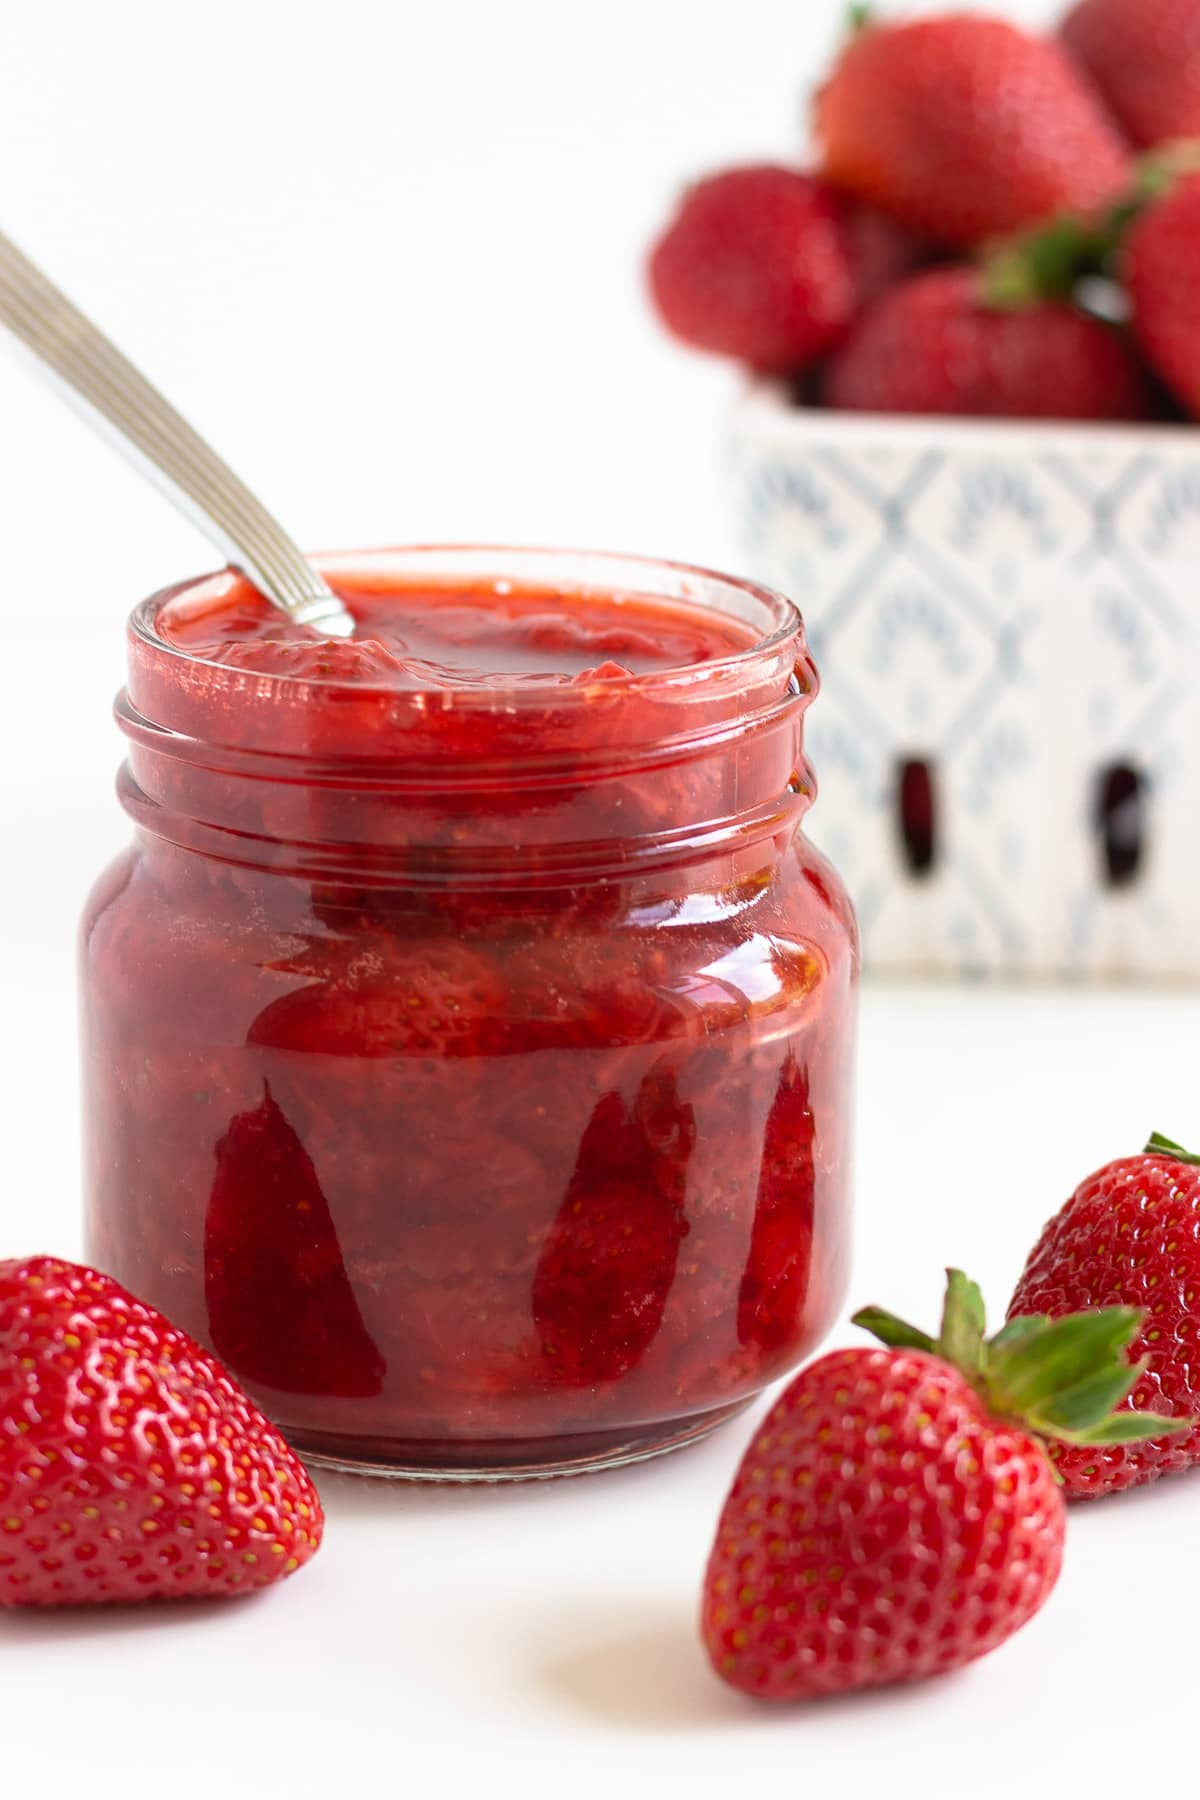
[896, 757, 936, 878]
[1096, 763, 1145, 889]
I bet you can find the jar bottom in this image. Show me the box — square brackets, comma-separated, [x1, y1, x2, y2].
[286, 1397, 755, 1484]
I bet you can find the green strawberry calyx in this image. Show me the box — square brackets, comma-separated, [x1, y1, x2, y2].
[1115, 140, 1200, 219]
[853, 1270, 1186, 1454]
[1145, 1130, 1200, 1168]
[979, 140, 1200, 311]
[980, 214, 1114, 309]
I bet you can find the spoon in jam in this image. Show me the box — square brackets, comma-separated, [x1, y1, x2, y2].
[0, 227, 354, 635]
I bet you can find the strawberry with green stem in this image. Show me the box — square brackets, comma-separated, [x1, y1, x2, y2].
[1010, 1131, 1200, 1497]
[971, 146, 1200, 419]
[702, 1271, 1181, 1700]
[822, 265, 1152, 420]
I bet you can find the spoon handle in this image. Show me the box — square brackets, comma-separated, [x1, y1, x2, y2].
[0, 228, 352, 633]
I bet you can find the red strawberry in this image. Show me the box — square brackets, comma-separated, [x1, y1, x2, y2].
[0, 1257, 323, 1606]
[703, 1271, 1179, 1699]
[1009, 1132, 1200, 1498]
[1062, 0, 1200, 149]
[647, 166, 860, 372]
[823, 266, 1152, 420]
[1123, 171, 1200, 416]
[815, 14, 1131, 248]
[838, 196, 929, 310]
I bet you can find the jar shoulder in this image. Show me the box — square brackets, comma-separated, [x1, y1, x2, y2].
[78, 833, 856, 1056]
[785, 831, 860, 969]
[79, 843, 141, 953]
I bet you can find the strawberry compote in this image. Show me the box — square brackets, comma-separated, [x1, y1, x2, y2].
[81, 547, 857, 1478]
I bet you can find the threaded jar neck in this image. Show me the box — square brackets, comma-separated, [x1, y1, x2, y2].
[118, 546, 816, 887]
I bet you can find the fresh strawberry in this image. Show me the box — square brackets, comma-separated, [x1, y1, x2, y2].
[1009, 1132, 1200, 1498]
[647, 166, 860, 372]
[703, 1271, 1179, 1699]
[838, 195, 929, 309]
[815, 14, 1131, 248]
[0, 1257, 323, 1606]
[822, 266, 1151, 419]
[1122, 171, 1200, 416]
[1062, 0, 1200, 149]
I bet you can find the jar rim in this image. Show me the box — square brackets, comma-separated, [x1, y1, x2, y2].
[129, 543, 802, 705]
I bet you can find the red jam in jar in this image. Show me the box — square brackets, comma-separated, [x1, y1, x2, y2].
[81, 547, 857, 1478]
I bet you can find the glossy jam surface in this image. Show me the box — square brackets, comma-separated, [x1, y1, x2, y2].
[157, 577, 758, 688]
[82, 553, 857, 1476]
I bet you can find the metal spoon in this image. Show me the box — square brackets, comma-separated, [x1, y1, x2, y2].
[0, 228, 354, 635]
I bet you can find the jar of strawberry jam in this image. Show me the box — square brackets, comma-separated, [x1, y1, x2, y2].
[80, 546, 857, 1479]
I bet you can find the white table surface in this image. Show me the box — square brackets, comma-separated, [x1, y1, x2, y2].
[3, 908, 1197, 1796]
[2, 0, 1193, 1791]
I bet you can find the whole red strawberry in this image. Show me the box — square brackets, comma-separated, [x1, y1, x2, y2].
[816, 14, 1131, 247]
[1063, 0, 1200, 149]
[0, 1258, 323, 1606]
[1009, 1133, 1200, 1498]
[647, 165, 864, 372]
[823, 266, 1151, 420]
[838, 197, 928, 311]
[1123, 172, 1200, 417]
[703, 1271, 1178, 1700]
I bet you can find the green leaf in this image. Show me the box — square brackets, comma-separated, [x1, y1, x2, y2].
[851, 1276, 1185, 1456]
[1060, 1411, 1190, 1447]
[1101, 143, 1200, 244]
[987, 1308, 1142, 1414]
[988, 1315, 1046, 1354]
[851, 1306, 936, 1355]
[1130, 142, 1200, 205]
[1144, 1131, 1200, 1167]
[937, 1270, 987, 1378]
[1027, 1361, 1141, 1434]
[980, 215, 1111, 308]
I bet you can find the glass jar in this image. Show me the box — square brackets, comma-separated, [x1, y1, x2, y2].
[80, 547, 857, 1479]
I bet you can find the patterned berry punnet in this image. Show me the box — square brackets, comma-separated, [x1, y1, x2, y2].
[730, 385, 1200, 978]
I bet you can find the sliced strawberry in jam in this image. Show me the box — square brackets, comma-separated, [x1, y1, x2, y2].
[204, 1083, 386, 1397]
[736, 1049, 815, 1353]
[248, 937, 505, 1059]
[532, 1071, 693, 1384]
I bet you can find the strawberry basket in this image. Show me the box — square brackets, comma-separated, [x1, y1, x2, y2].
[728, 382, 1200, 979]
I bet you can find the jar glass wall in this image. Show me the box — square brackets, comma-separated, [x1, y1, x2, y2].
[80, 547, 857, 1478]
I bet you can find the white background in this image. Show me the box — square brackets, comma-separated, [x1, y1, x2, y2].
[2, 2, 1197, 1795]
